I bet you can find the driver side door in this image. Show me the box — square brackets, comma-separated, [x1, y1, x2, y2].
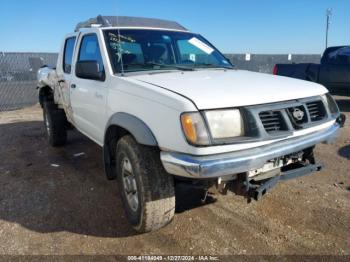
[70, 33, 108, 144]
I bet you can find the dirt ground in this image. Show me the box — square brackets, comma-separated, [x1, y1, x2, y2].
[0, 96, 349, 256]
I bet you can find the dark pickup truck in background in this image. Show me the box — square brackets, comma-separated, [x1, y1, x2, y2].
[274, 46, 350, 95]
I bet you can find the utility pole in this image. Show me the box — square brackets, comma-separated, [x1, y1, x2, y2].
[325, 8, 332, 49]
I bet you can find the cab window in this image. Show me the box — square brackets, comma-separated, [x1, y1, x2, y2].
[63, 37, 76, 74]
[78, 34, 104, 72]
[327, 47, 350, 65]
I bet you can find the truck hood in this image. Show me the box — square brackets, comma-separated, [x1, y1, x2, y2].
[129, 69, 328, 110]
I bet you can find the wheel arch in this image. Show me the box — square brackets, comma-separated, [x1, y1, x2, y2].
[38, 86, 54, 107]
[103, 112, 158, 180]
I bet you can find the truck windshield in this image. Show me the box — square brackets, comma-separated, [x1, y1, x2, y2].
[103, 29, 233, 73]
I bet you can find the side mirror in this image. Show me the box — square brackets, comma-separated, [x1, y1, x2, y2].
[76, 61, 105, 81]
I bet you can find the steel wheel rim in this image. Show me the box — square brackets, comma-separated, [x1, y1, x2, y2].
[121, 157, 139, 212]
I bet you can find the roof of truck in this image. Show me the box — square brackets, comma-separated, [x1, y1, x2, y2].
[75, 15, 189, 32]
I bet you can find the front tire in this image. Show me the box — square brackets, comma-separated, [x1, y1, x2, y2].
[116, 135, 175, 233]
[43, 99, 67, 147]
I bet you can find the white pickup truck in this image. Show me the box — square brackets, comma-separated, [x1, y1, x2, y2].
[37, 16, 345, 233]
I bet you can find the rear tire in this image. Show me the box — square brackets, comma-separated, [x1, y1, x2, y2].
[43, 99, 67, 147]
[116, 135, 175, 233]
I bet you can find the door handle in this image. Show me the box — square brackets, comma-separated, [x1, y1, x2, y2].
[94, 92, 103, 99]
[71, 84, 76, 89]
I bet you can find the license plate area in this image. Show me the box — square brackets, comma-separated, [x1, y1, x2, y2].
[248, 158, 283, 178]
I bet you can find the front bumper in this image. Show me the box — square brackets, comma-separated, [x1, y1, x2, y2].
[160, 123, 340, 178]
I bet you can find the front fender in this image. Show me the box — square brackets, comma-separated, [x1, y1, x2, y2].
[105, 112, 158, 146]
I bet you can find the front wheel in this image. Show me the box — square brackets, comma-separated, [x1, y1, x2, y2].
[116, 135, 175, 233]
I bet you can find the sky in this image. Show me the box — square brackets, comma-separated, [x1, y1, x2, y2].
[0, 0, 349, 54]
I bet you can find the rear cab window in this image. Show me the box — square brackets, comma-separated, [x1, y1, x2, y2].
[327, 47, 350, 65]
[63, 37, 76, 74]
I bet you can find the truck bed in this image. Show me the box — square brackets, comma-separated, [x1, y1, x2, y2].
[37, 66, 57, 89]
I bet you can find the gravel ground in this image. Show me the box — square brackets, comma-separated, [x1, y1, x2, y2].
[0, 96, 349, 256]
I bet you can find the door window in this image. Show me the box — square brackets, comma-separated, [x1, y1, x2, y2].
[78, 34, 104, 72]
[63, 37, 76, 74]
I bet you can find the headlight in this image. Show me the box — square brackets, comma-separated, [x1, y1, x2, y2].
[205, 109, 244, 139]
[323, 93, 339, 115]
[181, 109, 244, 146]
[181, 112, 210, 145]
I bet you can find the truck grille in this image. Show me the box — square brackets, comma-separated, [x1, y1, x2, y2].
[258, 99, 329, 134]
[306, 101, 326, 122]
[259, 111, 286, 133]
[287, 106, 308, 126]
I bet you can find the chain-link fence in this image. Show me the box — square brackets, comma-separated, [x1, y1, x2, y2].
[0, 52, 57, 111]
[0, 52, 321, 112]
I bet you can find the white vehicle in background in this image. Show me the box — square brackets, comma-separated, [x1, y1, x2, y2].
[37, 16, 345, 233]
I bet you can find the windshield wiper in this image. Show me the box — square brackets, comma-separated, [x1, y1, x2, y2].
[193, 63, 234, 69]
[121, 62, 194, 72]
[145, 62, 194, 71]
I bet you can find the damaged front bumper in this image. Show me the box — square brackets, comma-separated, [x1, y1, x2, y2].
[245, 162, 323, 201]
[160, 122, 341, 179]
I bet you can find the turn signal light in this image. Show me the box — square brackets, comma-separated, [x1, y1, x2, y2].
[180, 112, 210, 145]
[181, 114, 197, 143]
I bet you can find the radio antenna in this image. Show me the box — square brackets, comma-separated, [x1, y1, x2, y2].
[116, 5, 125, 76]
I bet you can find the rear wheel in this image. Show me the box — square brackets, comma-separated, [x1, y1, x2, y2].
[43, 99, 67, 147]
[116, 135, 175, 233]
